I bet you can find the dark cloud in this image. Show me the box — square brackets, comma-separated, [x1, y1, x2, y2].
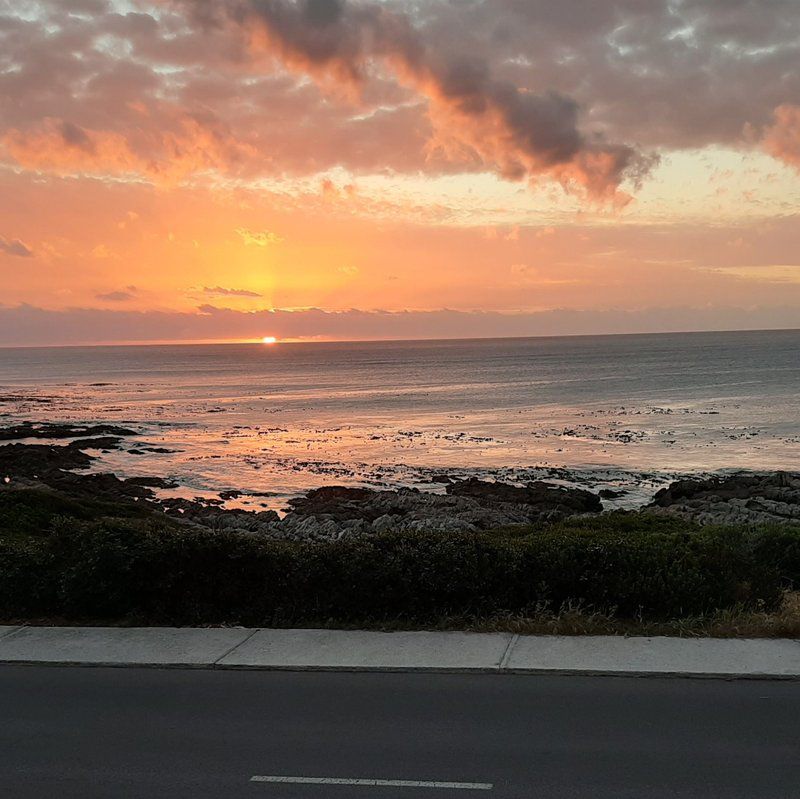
[0, 236, 34, 258]
[95, 289, 136, 302]
[58, 120, 95, 152]
[428, 0, 800, 153]
[305, 0, 345, 27]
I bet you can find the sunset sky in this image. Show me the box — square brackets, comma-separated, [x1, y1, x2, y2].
[2, 0, 800, 345]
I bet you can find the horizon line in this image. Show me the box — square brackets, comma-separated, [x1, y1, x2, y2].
[1, 326, 799, 351]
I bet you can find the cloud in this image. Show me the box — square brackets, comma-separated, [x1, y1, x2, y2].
[0, 236, 34, 258]
[321, 178, 357, 198]
[3, 115, 255, 184]
[200, 285, 263, 297]
[194, 0, 654, 201]
[762, 105, 800, 171]
[235, 227, 283, 246]
[91, 243, 115, 259]
[2, 302, 800, 346]
[95, 290, 136, 302]
[1, 0, 799, 194]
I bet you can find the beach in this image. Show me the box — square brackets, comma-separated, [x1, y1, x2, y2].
[1, 329, 798, 513]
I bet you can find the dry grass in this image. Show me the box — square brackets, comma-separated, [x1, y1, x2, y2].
[455, 591, 800, 639]
[7, 598, 799, 639]
[259, 591, 800, 638]
[9, 593, 800, 638]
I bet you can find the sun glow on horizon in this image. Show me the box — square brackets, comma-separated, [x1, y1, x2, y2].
[262, 336, 278, 345]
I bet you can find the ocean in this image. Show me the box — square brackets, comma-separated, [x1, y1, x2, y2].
[1, 329, 798, 510]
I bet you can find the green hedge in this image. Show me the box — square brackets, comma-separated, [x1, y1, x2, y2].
[0, 513, 793, 626]
[751, 525, 800, 589]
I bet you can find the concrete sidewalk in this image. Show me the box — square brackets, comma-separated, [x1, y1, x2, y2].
[0, 625, 798, 677]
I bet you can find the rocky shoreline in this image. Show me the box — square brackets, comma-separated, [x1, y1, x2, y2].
[1, 422, 800, 540]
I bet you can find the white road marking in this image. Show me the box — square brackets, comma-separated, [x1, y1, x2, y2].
[250, 775, 493, 790]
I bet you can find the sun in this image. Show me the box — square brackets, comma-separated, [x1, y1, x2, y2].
[261, 336, 278, 345]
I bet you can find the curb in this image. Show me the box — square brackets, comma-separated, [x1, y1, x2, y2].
[0, 626, 799, 680]
[3, 660, 800, 680]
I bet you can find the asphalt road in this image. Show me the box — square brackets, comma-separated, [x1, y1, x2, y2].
[1, 666, 798, 799]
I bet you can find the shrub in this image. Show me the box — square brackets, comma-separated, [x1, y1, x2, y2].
[750, 525, 800, 589]
[0, 488, 151, 540]
[0, 513, 792, 626]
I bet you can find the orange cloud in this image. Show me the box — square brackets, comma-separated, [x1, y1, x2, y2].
[763, 104, 800, 171]
[236, 227, 284, 246]
[3, 120, 138, 176]
[196, 0, 654, 202]
[2, 115, 255, 184]
[199, 286, 263, 297]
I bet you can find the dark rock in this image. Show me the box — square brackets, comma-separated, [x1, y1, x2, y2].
[0, 438, 176, 507]
[127, 446, 178, 455]
[287, 486, 396, 522]
[251, 479, 605, 540]
[76, 473, 156, 500]
[599, 488, 627, 499]
[446, 478, 602, 513]
[648, 471, 800, 525]
[159, 497, 280, 531]
[125, 476, 178, 490]
[69, 436, 126, 450]
[0, 395, 55, 405]
[0, 422, 138, 441]
[0, 442, 93, 478]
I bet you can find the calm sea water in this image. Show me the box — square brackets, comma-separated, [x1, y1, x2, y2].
[1, 330, 798, 509]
